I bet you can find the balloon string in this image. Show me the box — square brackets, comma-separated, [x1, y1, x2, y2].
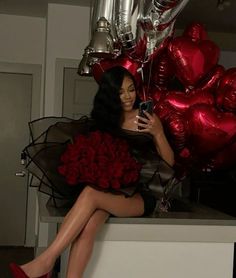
[137, 66, 146, 101]
[147, 56, 154, 99]
[138, 55, 154, 101]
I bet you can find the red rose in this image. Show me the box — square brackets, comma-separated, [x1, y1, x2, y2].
[58, 131, 142, 190]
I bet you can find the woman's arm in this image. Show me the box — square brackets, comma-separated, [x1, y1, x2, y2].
[136, 111, 175, 166]
[152, 128, 175, 166]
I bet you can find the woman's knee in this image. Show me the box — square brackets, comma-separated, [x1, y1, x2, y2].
[76, 186, 99, 206]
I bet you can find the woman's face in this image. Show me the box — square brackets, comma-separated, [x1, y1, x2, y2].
[119, 76, 136, 112]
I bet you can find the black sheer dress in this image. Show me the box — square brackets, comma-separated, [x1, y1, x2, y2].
[23, 116, 179, 214]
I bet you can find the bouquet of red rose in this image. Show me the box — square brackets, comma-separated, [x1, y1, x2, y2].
[58, 130, 142, 190]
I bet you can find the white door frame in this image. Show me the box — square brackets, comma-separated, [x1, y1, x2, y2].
[0, 61, 42, 246]
[54, 58, 80, 116]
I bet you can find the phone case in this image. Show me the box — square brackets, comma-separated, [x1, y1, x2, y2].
[139, 100, 153, 118]
[138, 100, 153, 129]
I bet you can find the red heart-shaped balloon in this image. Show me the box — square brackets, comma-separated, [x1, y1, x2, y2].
[151, 51, 175, 89]
[196, 64, 225, 92]
[183, 22, 208, 42]
[149, 86, 166, 104]
[154, 100, 173, 121]
[160, 89, 214, 113]
[168, 37, 220, 87]
[216, 68, 236, 112]
[186, 104, 236, 155]
[198, 40, 220, 75]
[154, 102, 187, 151]
[167, 112, 187, 151]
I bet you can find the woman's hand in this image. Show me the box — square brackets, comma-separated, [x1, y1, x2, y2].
[135, 111, 163, 136]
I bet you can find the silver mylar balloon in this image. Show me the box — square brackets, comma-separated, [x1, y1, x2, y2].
[113, 0, 189, 62]
[91, 0, 115, 35]
[152, 0, 190, 30]
[88, 17, 116, 58]
[78, 0, 118, 70]
[134, 0, 189, 60]
[80, 0, 189, 66]
[115, 0, 138, 49]
[137, 0, 189, 33]
[77, 47, 93, 76]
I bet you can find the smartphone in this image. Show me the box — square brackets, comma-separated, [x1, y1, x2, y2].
[139, 100, 153, 118]
[138, 100, 153, 129]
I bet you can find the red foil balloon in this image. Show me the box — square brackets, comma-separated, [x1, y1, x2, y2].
[149, 86, 167, 104]
[92, 56, 142, 85]
[154, 100, 187, 151]
[151, 51, 175, 89]
[126, 25, 171, 63]
[160, 89, 214, 113]
[167, 112, 187, 151]
[183, 22, 208, 42]
[149, 37, 172, 62]
[154, 101, 174, 122]
[126, 34, 148, 63]
[196, 64, 225, 92]
[216, 68, 236, 113]
[198, 40, 220, 75]
[186, 104, 236, 156]
[168, 37, 220, 88]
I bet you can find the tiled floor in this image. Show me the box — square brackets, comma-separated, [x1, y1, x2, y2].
[0, 246, 60, 278]
[0, 246, 34, 278]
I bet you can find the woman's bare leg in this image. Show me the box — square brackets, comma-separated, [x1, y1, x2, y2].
[66, 209, 109, 278]
[21, 186, 144, 277]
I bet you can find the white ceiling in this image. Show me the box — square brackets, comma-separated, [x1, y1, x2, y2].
[0, 0, 235, 34]
[177, 0, 236, 34]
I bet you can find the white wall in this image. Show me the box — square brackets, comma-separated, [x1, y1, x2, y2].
[0, 14, 46, 117]
[0, 6, 90, 115]
[208, 31, 236, 52]
[37, 3, 91, 247]
[220, 51, 236, 69]
[44, 4, 90, 116]
[0, 14, 45, 64]
[0, 3, 95, 249]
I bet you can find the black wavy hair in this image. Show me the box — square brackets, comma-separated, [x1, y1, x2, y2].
[91, 66, 140, 132]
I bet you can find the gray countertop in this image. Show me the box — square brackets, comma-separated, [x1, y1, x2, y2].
[38, 192, 236, 226]
[38, 193, 236, 242]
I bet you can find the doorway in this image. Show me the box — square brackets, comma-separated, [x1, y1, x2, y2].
[0, 62, 41, 246]
[55, 58, 97, 118]
[62, 67, 98, 118]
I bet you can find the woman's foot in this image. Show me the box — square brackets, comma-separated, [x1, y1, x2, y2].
[9, 263, 28, 278]
[20, 257, 53, 278]
[9, 263, 51, 278]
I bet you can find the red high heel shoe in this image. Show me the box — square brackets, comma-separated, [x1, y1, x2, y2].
[9, 263, 51, 278]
